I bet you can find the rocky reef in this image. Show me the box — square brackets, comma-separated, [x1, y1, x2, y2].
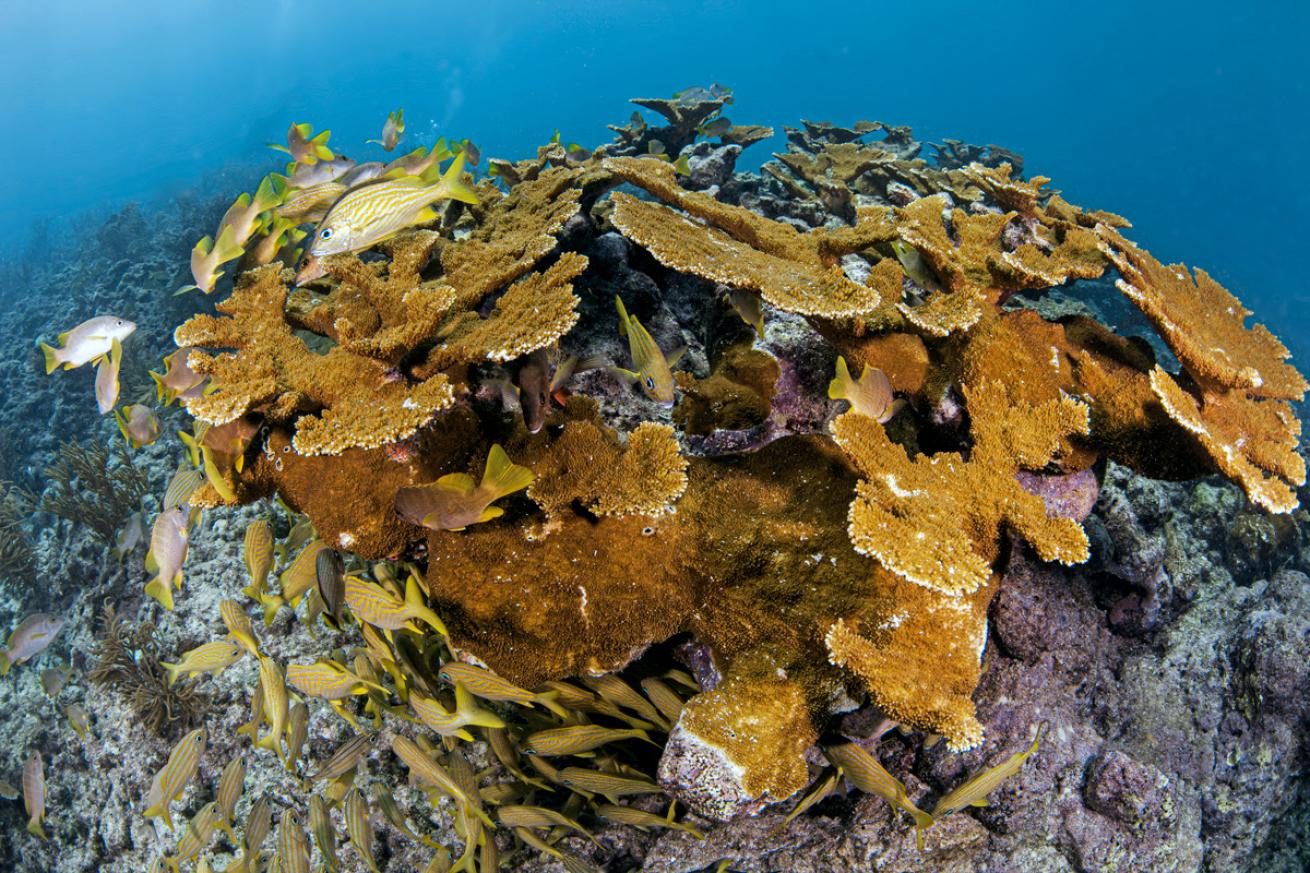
[0, 89, 1307, 872]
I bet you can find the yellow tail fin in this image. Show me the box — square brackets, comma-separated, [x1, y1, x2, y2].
[145, 574, 177, 611]
[614, 295, 631, 337]
[827, 356, 853, 401]
[39, 342, 61, 375]
[480, 444, 534, 500]
[433, 152, 478, 205]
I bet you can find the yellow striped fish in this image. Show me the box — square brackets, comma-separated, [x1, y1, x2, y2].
[280, 539, 327, 608]
[770, 768, 839, 836]
[276, 181, 347, 223]
[558, 767, 661, 802]
[285, 701, 310, 771]
[391, 737, 486, 818]
[164, 466, 204, 512]
[302, 153, 476, 262]
[287, 660, 383, 701]
[308, 795, 340, 872]
[613, 295, 679, 407]
[343, 787, 382, 873]
[597, 802, 704, 839]
[164, 801, 220, 873]
[242, 520, 274, 601]
[308, 734, 371, 784]
[828, 356, 899, 423]
[372, 784, 434, 848]
[214, 757, 246, 843]
[437, 662, 567, 717]
[315, 548, 345, 626]
[343, 573, 447, 635]
[410, 684, 505, 741]
[23, 752, 46, 840]
[220, 599, 260, 657]
[162, 639, 245, 684]
[235, 795, 273, 872]
[486, 727, 550, 790]
[584, 674, 667, 728]
[496, 805, 599, 845]
[255, 657, 289, 759]
[825, 742, 933, 846]
[639, 677, 686, 725]
[522, 725, 653, 757]
[931, 724, 1043, 818]
[276, 809, 311, 873]
[143, 728, 206, 831]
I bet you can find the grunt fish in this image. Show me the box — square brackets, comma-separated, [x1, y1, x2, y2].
[1, 613, 64, 676]
[338, 161, 386, 187]
[613, 296, 680, 407]
[144, 505, 190, 611]
[770, 767, 839, 835]
[391, 736, 483, 814]
[214, 757, 246, 843]
[385, 142, 449, 178]
[276, 809, 311, 873]
[93, 337, 123, 414]
[285, 701, 310, 771]
[496, 805, 599, 845]
[288, 659, 383, 701]
[394, 443, 533, 532]
[639, 677, 686, 725]
[828, 356, 900, 423]
[409, 684, 505, 741]
[162, 639, 245, 685]
[236, 672, 266, 745]
[271, 122, 335, 165]
[187, 224, 245, 293]
[824, 742, 933, 847]
[522, 724, 654, 757]
[143, 727, 206, 831]
[251, 215, 308, 266]
[308, 795, 341, 872]
[219, 176, 283, 248]
[39, 315, 136, 374]
[931, 724, 1043, 818]
[114, 403, 162, 448]
[227, 795, 273, 873]
[297, 153, 477, 284]
[367, 109, 405, 152]
[512, 349, 551, 433]
[343, 787, 382, 873]
[163, 466, 204, 513]
[597, 802, 704, 839]
[241, 518, 275, 616]
[23, 751, 46, 839]
[342, 572, 447, 635]
[438, 662, 568, 718]
[315, 547, 345, 626]
[276, 181, 347, 224]
[558, 766, 662, 802]
[64, 703, 90, 739]
[288, 157, 355, 189]
[280, 539, 328, 608]
[164, 801, 220, 873]
[150, 349, 206, 405]
[0, 779, 16, 800]
[255, 657, 290, 761]
[308, 734, 371, 784]
[727, 287, 765, 338]
[220, 598, 261, 657]
[373, 784, 435, 848]
[584, 674, 667, 727]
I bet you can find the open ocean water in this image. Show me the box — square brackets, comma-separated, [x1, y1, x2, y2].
[0, 2, 1307, 871]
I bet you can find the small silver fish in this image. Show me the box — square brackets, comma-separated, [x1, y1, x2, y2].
[0, 613, 64, 676]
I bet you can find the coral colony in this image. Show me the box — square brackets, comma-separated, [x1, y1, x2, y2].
[10, 87, 1306, 870]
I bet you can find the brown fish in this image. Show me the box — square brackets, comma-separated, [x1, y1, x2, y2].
[394, 444, 533, 531]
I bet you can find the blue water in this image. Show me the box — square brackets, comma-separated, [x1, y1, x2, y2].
[2, 0, 1307, 349]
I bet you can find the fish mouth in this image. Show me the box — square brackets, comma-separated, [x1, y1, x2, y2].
[295, 254, 325, 286]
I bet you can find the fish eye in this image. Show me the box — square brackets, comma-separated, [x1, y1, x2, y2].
[645, 377, 655, 389]
[319, 227, 333, 240]
[642, 526, 655, 536]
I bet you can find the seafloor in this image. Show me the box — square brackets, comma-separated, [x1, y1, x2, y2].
[0, 99, 1307, 873]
